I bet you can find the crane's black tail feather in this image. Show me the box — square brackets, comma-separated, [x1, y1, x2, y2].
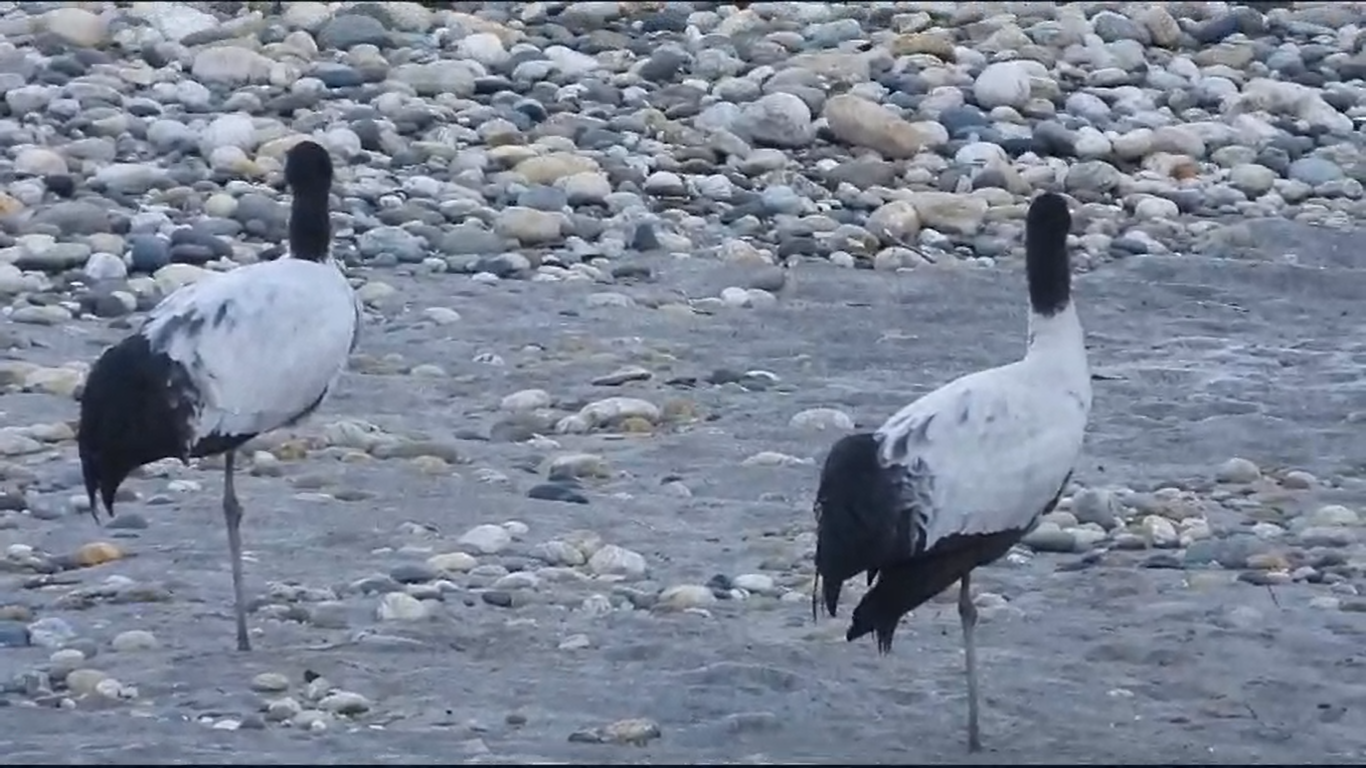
[844, 472, 1074, 654]
[77, 334, 197, 522]
[812, 432, 909, 620]
[846, 529, 1025, 653]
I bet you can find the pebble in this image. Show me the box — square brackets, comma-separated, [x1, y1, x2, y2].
[422, 307, 461, 325]
[72, 542, 124, 568]
[1307, 505, 1359, 527]
[65, 668, 110, 696]
[1071, 488, 1121, 530]
[27, 617, 76, 648]
[49, 648, 86, 679]
[548, 453, 610, 481]
[458, 524, 512, 555]
[266, 697, 303, 722]
[534, 540, 587, 567]
[587, 545, 648, 579]
[1141, 515, 1181, 548]
[789, 408, 855, 431]
[1215, 458, 1262, 484]
[559, 633, 593, 651]
[657, 584, 717, 610]
[1022, 523, 1077, 553]
[1282, 470, 1318, 490]
[110, 630, 158, 652]
[428, 552, 478, 573]
[571, 718, 662, 746]
[293, 709, 331, 732]
[251, 672, 291, 693]
[732, 573, 777, 595]
[501, 389, 552, 412]
[377, 592, 430, 622]
[318, 691, 371, 716]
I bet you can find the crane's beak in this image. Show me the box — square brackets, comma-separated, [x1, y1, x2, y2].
[1090, 372, 1122, 382]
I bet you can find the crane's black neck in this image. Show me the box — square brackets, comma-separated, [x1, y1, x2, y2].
[1025, 199, 1072, 318]
[289, 191, 331, 262]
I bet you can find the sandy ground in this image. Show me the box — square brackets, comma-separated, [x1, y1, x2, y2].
[2, 216, 1365, 764]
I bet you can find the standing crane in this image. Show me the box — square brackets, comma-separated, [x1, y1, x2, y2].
[812, 191, 1092, 752]
[77, 140, 361, 652]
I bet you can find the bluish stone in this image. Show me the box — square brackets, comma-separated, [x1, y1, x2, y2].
[127, 234, 170, 273]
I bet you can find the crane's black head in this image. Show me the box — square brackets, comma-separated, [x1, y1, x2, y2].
[284, 140, 334, 197]
[1024, 191, 1073, 318]
[284, 140, 334, 261]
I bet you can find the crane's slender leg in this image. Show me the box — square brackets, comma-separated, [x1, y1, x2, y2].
[958, 572, 982, 753]
[222, 451, 251, 652]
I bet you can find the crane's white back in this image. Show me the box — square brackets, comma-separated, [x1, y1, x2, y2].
[140, 258, 359, 442]
[874, 303, 1091, 551]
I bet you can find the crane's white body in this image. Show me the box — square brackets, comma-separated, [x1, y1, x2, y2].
[873, 302, 1092, 553]
[140, 257, 360, 444]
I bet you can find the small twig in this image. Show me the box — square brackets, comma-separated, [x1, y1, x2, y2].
[625, 515, 661, 534]
[1265, 584, 1282, 609]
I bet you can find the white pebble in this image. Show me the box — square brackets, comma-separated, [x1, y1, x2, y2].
[318, 690, 371, 716]
[1141, 515, 1179, 548]
[292, 710, 331, 731]
[426, 546, 480, 571]
[422, 307, 461, 325]
[1309, 504, 1359, 527]
[577, 397, 660, 427]
[65, 668, 109, 696]
[500, 388, 551, 412]
[1282, 470, 1317, 489]
[377, 592, 430, 621]
[266, 697, 302, 721]
[84, 252, 127, 281]
[732, 573, 775, 594]
[789, 407, 855, 431]
[251, 672, 290, 693]
[580, 594, 613, 615]
[1215, 457, 1261, 484]
[741, 451, 811, 467]
[587, 544, 647, 578]
[457, 524, 512, 554]
[110, 629, 159, 652]
[493, 571, 539, 590]
[49, 648, 86, 678]
[658, 584, 716, 610]
[558, 633, 593, 650]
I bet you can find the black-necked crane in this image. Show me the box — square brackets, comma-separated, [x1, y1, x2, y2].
[812, 191, 1091, 752]
[77, 140, 360, 652]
